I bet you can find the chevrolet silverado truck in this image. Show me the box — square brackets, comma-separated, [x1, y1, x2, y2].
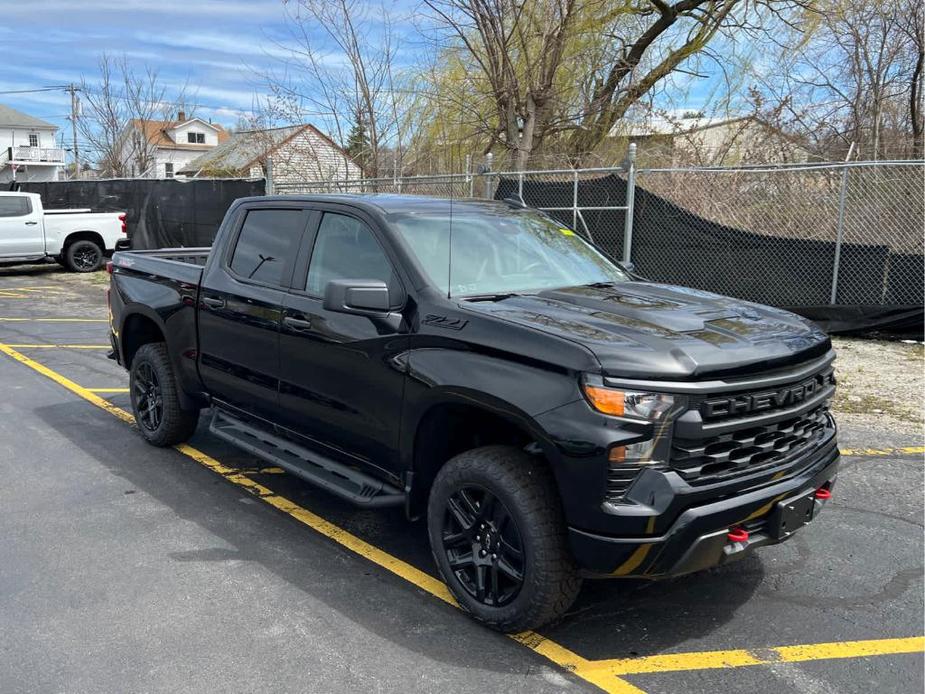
[0, 191, 127, 272]
[108, 195, 839, 632]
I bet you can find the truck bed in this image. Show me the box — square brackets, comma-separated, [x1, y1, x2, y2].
[111, 247, 210, 286]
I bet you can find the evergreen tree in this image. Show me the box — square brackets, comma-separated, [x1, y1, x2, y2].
[345, 110, 371, 175]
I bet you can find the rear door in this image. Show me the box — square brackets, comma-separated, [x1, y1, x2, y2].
[0, 195, 44, 258]
[277, 208, 409, 481]
[198, 203, 312, 422]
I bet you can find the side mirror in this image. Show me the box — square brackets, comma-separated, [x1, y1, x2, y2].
[323, 279, 391, 315]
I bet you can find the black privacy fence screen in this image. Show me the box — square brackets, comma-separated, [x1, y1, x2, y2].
[493, 162, 923, 335]
[18, 178, 265, 250]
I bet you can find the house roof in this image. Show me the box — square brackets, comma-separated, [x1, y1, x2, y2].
[178, 123, 352, 175]
[0, 104, 57, 130]
[129, 118, 229, 150]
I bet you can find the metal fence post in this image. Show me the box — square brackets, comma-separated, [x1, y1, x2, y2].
[518, 171, 524, 203]
[622, 143, 636, 263]
[483, 152, 494, 199]
[265, 156, 274, 195]
[830, 164, 850, 304]
[572, 169, 579, 231]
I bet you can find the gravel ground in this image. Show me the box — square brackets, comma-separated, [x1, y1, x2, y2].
[832, 337, 924, 435]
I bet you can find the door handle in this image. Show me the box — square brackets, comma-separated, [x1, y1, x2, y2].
[283, 316, 313, 332]
[202, 296, 225, 309]
[25, 221, 38, 226]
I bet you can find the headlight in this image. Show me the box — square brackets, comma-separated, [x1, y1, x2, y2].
[582, 384, 675, 422]
[583, 380, 686, 502]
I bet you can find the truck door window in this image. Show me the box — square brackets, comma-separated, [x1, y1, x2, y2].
[229, 209, 304, 286]
[0, 197, 31, 217]
[305, 213, 398, 301]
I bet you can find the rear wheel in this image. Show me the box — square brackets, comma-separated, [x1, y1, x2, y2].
[130, 343, 199, 446]
[427, 445, 581, 632]
[65, 239, 103, 272]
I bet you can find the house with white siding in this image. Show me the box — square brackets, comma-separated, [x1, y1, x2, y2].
[0, 104, 65, 182]
[116, 111, 229, 178]
[177, 124, 361, 184]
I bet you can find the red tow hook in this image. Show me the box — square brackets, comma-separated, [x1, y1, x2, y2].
[727, 527, 749, 543]
[814, 487, 832, 500]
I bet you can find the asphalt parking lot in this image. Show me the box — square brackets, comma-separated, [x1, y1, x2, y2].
[0, 265, 922, 694]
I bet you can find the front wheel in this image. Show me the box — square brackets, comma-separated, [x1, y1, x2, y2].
[64, 239, 103, 272]
[130, 343, 199, 446]
[427, 445, 582, 632]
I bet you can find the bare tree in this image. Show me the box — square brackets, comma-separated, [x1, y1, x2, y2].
[77, 54, 195, 177]
[755, 0, 922, 160]
[419, 0, 800, 167]
[262, 0, 409, 178]
[423, 0, 580, 170]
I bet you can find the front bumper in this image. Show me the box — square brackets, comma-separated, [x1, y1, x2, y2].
[567, 439, 839, 577]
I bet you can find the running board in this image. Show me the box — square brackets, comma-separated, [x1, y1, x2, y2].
[209, 409, 404, 508]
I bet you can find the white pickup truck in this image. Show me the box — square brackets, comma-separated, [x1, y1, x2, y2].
[0, 191, 127, 272]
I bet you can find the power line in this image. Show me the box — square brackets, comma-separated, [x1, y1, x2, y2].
[0, 86, 70, 95]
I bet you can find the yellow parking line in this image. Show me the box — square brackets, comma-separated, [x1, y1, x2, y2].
[0, 342, 643, 694]
[839, 446, 924, 457]
[582, 637, 925, 678]
[87, 387, 130, 393]
[5, 344, 111, 349]
[0, 317, 108, 322]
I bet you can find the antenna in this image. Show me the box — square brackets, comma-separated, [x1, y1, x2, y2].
[447, 174, 454, 299]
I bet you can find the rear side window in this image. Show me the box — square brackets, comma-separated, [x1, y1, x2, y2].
[229, 209, 304, 286]
[0, 196, 31, 217]
[305, 213, 397, 299]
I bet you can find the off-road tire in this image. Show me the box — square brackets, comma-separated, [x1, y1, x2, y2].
[64, 239, 104, 272]
[130, 342, 199, 447]
[427, 445, 582, 632]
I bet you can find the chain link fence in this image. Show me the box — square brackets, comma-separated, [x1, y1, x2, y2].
[274, 159, 924, 322]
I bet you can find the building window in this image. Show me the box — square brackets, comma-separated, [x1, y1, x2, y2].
[187, 132, 205, 144]
[164, 163, 174, 178]
[28, 133, 38, 147]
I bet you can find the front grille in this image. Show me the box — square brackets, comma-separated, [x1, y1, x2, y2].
[602, 357, 836, 501]
[671, 405, 831, 485]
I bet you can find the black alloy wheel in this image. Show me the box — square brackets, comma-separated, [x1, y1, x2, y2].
[441, 485, 526, 607]
[132, 361, 163, 432]
[71, 243, 101, 271]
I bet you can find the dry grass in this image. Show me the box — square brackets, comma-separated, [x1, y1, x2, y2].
[831, 337, 925, 434]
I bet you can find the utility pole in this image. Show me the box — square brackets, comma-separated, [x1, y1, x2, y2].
[66, 84, 80, 180]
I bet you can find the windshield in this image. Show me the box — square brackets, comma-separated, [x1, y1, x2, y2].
[390, 207, 629, 297]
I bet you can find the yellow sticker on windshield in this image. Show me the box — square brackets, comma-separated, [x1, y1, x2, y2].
[559, 228, 575, 236]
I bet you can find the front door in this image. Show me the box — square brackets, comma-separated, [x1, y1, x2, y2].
[278, 210, 408, 482]
[0, 195, 44, 258]
[198, 205, 311, 422]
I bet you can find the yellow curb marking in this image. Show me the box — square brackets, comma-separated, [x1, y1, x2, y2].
[0, 317, 108, 322]
[839, 446, 924, 457]
[584, 637, 925, 677]
[6, 343, 111, 349]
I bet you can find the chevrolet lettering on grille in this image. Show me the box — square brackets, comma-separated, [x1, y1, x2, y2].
[701, 372, 835, 419]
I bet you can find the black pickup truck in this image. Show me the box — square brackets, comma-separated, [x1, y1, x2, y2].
[108, 194, 839, 632]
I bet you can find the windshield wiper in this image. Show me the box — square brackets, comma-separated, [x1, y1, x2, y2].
[582, 281, 618, 288]
[462, 292, 522, 302]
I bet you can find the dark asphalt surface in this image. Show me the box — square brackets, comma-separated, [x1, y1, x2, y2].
[0, 264, 922, 694]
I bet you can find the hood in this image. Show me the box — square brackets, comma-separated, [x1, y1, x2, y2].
[462, 282, 831, 379]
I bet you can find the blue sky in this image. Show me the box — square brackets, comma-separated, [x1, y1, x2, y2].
[0, 0, 348, 146]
